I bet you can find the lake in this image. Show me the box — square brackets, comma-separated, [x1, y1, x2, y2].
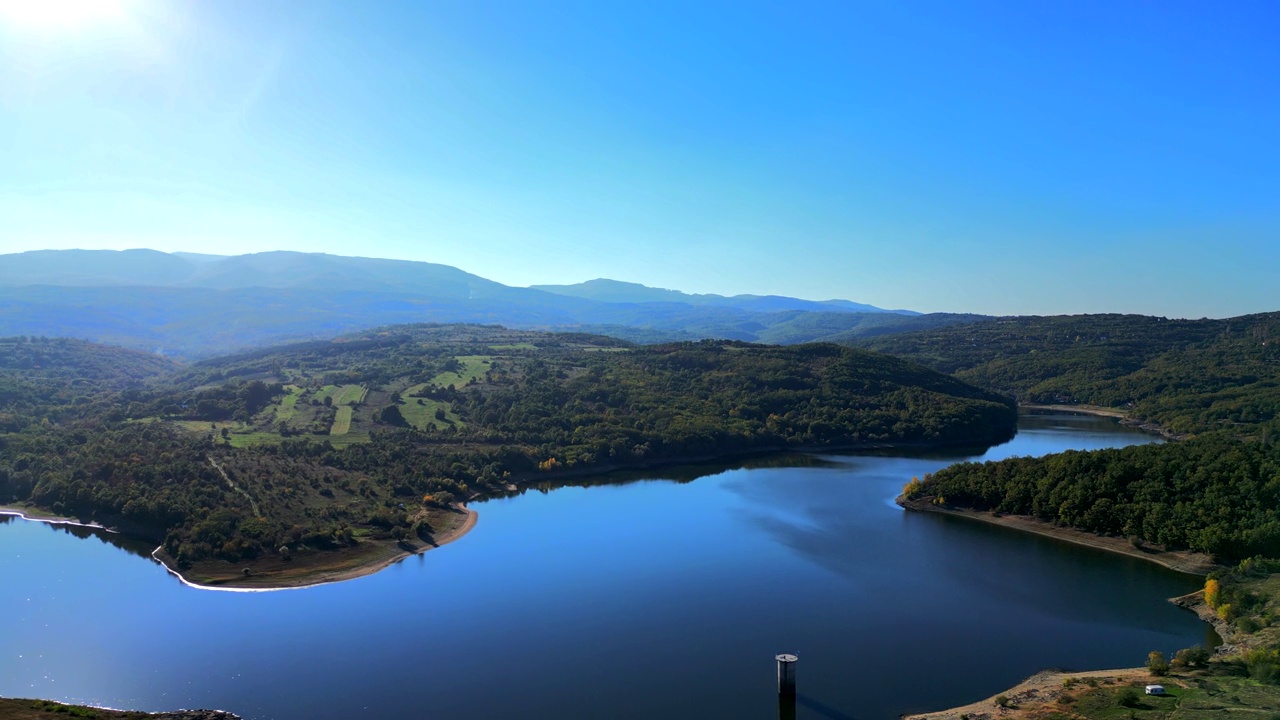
[0, 411, 1214, 719]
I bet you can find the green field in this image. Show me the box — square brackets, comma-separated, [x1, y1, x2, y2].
[399, 396, 465, 430]
[1052, 675, 1280, 719]
[274, 385, 304, 422]
[316, 384, 367, 406]
[488, 342, 536, 350]
[324, 433, 369, 448]
[171, 420, 284, 448]
[429, 356, 491, 387]
[331, 405, 354, 435]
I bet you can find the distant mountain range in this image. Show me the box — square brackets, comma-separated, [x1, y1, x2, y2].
[0, 249, 984, 357]
[531, 278, 918, 315]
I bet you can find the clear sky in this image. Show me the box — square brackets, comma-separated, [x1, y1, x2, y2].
[1, 0, 1276, 317]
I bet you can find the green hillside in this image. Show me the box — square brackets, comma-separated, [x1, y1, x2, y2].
[858, 312, 1280, 434]
[0, 324, 1015, 583]
[884, 312, 1280, 564]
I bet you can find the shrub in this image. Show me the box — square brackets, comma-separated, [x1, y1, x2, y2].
[1218, 603, 1237, 622]
[1117, 686, 1141, 707]
[1174, 644, 1211, 668]
[1148, 650, 1171, 676]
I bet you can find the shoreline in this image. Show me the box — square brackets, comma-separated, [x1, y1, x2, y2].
[1018, 402, 1128, 419]
[897, 410, 1222, 719]
[899, 576, 1232, 719]
[150, 503, 479, 592]
[0, 423, 1019, 592]
[897, 497, 1219, 576]
[0, 698, 240, 720]
[1019, 402, 1184, 439]
[0, 505, 112, 531]
[2, 501, 478, 593]
[900, 667, 1154, 720]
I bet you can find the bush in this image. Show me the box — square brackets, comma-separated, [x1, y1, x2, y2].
[1117, 686, 1141, 707]
[1245, 648, 1280, 684]
[1148, 650, 1171, 676]
[1174, 644, 1211, 668]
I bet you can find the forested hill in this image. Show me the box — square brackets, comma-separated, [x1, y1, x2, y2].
[0, 325, 1015, 580]
[0, 337, 179, 424]
[885, 312, 1280, 564]
[857, 312, 1280, 434]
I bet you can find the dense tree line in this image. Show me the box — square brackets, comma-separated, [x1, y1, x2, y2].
[905, 429, 1280, 562]
[857, 312, 1280, 434]
[874, 312, 1280, 565]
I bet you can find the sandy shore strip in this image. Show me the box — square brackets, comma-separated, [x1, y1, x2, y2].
[0, 505, 111, 530]
[898, 497, 1218, 576]
[151, 502, 479, 592]
[1019, 403, 1129, 418]
[3, 500, 477, 592]
[902, 667, 1155, 720]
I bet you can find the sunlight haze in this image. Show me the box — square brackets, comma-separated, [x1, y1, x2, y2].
[1, 0, 1276, 316]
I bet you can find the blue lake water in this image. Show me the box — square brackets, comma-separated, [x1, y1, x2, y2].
[0, 411, 1213, 719]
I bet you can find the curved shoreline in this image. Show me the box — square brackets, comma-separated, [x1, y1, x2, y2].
[1, 425, 1019, 592]
[151, 503, 479, 592]
[900, 667, 1152, 720]
[2, 502, 478, 593]
[1019, 402, 1184, 440]
[0, 506, 112, 531]
[897, 496, 1218, 575]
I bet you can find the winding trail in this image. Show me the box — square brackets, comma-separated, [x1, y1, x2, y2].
[208, 456, 262, 517]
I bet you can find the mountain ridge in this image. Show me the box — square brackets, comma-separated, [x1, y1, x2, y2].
[0, 249, 972, 357]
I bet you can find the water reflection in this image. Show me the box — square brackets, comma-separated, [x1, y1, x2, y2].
[0, 410, 1205, 720]
[46, 521, 156, 560]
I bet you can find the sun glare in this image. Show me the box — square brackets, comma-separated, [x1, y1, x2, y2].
[0, 0, 130, 30]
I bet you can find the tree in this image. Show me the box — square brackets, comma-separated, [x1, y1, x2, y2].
[1147, 650, 1170, 676]
[1204, 578, 1221, 608]
[1173, 645, 1210, 668]
[378, 405, 408, 427]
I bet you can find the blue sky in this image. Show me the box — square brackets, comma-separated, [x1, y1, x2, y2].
[1, 0, 1276, 317]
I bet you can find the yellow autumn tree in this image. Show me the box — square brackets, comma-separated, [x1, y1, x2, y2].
[902, 477, 923, 499]
[1204, 578, 1221, 608]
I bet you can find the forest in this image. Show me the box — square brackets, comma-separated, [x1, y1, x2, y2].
[857, 312, 1280, 434]
[886, 313, 1280, 563]
[0, 327, 1016, 572]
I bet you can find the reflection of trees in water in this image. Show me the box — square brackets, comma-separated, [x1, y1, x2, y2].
[46, 521, 156, 560]
[491, 453, 842, 499]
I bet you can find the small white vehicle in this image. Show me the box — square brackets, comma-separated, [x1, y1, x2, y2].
[1145, 685, 1166, 695]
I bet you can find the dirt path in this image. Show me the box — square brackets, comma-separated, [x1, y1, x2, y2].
[207, 456, 261, 517]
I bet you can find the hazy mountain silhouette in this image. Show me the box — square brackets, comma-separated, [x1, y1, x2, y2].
[531, 278, 916, 315]
[0, 249, 980, 357]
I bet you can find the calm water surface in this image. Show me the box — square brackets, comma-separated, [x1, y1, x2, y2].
[0, 412, 1213, 719]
